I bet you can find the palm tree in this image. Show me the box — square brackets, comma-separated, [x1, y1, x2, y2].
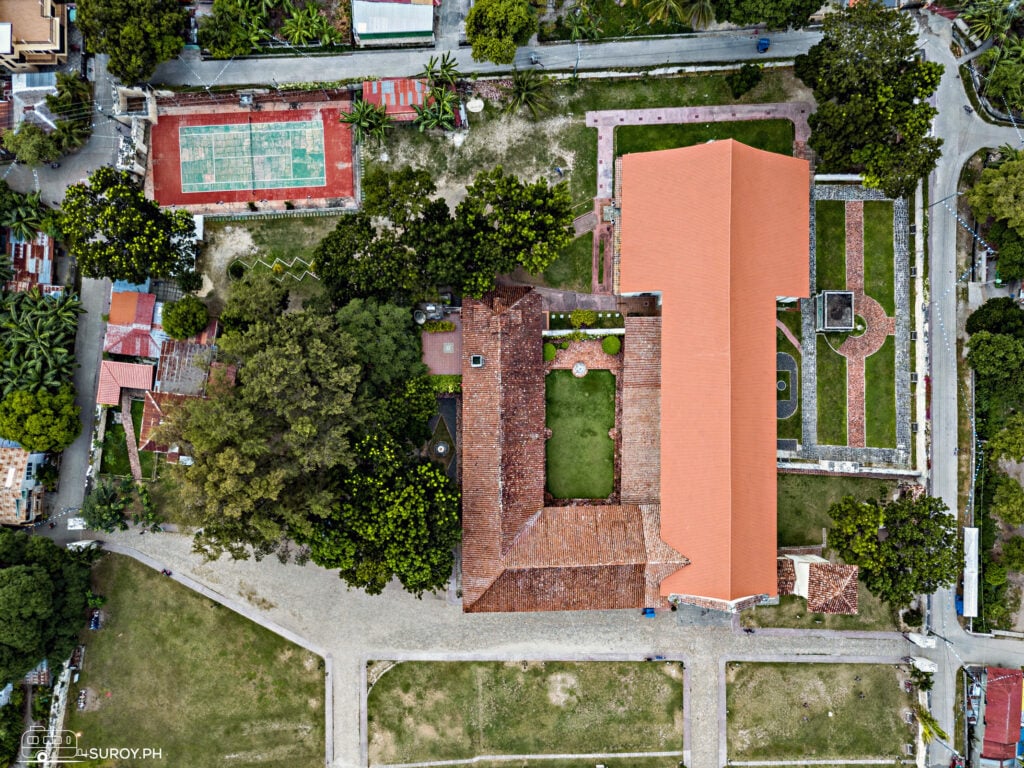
[340, 100, 392, 144]
[678, 0, 714, 28]
[418, 55, 441, 85]
[505, 68, 552, 119]
[567, 7, 599, 41]
[413, 90, 457, 132]
[3, 192, 44, 242]
[281, 4, 318, 44]
[643, 0, 683, 24]
[53, 119, 91, 152]
[963, 0, 1014, 43]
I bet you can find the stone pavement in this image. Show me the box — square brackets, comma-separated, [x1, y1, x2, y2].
[586, 102, 814, 198]
[95, 529, 927, 768]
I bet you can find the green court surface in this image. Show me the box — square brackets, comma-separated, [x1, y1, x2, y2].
[179, 120, 326, 193]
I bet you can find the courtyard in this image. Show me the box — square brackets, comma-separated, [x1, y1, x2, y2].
[545, 368, 616, 499]
[366, 661, 684, 765]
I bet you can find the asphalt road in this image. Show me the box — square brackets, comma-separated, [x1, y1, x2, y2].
[149, 29, 823, 87]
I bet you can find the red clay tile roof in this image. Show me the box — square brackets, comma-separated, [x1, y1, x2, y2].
[983, 667, 1023, 760]
[138, 391, 192, 453]
[421, 313, 462, 375]
[97, 361, 153, 405]
[460, 289, 686, 612]
[103, 326, 161, 358]
[108, 292, 156, 327]
[805, 563, 859, 614]
[619, 140, 809, 605]
[777, 558, 796, 596]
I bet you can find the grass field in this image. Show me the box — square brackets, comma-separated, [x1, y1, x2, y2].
[66, 555, 324, 767]
[204, 215, 342, 268]
[815, 200, 846, 291]
[740, 585, 897, 631]
[863, 200, 896, 315]
[464, 760, 679, 768]
[543, 232, 593, 293]
[777, 473, 896, 547]
[546, 370, 616, 499]
[726, 663, 913, 760]
[100, 403, 154, 478]
[816, 335, 847, 446]
[615, 119, 794, 158]
[777, 329, 801, 442]
[865, 335, 897, 448]
[366, 661, 684, 764]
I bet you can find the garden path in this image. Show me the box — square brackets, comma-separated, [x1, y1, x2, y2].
[119, 392, 143, 482]
[547, 338, 623, 376]
[836, 202, 895, 449]
[776, 318, 800, 350]
[585, 101, 814, 198]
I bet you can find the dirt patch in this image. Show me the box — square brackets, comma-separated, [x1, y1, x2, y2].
[198, 225, 258, 308]
[660, 662, 684, 681]
[546, 672, 578, 706]
[369, 727, 398, 764]
[277, 647, 294, 664]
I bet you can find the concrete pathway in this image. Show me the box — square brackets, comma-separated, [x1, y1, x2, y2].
[586, 101, 814, 197]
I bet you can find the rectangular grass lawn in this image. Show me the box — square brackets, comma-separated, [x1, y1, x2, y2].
[367, 661, 684, 764]
[543, 232, 593, 293]
[815, 200, 846, 291]
[816, 335, 847, 446]
[776, 329, 801, 442]
[865, 335, 897, 448]
[546, 369, 616, 499]
[67, 555, 324, 766]
[862, 200, 896, 315]
[614, 119, 794, 157]
[726, 663, 913, 760]
[777, 473, 896, 546]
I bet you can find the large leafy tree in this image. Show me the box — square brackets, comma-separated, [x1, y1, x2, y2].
[61, 167, 197, 283]
[465, 0, 537, 64]
[77, 0, 186, 83]
[335, 298, 427, 398]
[993, 473, 1024, 527]
[219, 271, 289, 335]
[199, 0, 268, 58]
[794, 0, 943, 198]
[969, 155, 1024, 238]
[990, 413, 1024, 462]
[0, 386, 80, 452]
[967, 331, 1024, 390]
[1, 123, 60, 167]
[304, 433, 460, 595]
[711, 0, 819, 29]
[828, 494, 960, 606]
[967, 297, 1024, 338]
[161, 295, 209, 340]
[0, 529, 93, 685]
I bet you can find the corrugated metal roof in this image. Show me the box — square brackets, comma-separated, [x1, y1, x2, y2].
[352, 1, 433, 35]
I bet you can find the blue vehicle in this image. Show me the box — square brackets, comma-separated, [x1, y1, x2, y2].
[757, 37, 771, 53]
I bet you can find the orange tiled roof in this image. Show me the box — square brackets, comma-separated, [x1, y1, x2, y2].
[108, 292, 156, 327]
[619, 140, 809, 605]
[138, 391, 191, 452]
[96, 361, 153, 405]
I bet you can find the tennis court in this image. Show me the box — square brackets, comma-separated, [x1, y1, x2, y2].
[178, 120, 327, 194]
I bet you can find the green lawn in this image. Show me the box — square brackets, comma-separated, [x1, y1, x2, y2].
[726, 663, 913, 760]
[367, 661, 683, 764]
[777, 307, 802, 340]
[740, 585, 897, 631]
[815, 200, 847, 291]
[100, 410, 130, 477]
[615, 119, 794, 158]
[776, 329, 801, 442]
[466, 760, 678, 768]
[816, 335, 847, 446]
[777, 473, 896, 547]
[865, 335, 897, 449]
[862, 200, 896, 315]
[546, 370, 616, 499]
[66, 555, 324, 767]
[208, 215, 343, 264]
[543, 232, 593, 293]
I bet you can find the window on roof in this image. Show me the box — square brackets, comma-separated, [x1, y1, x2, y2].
[470, 354, 484, 368]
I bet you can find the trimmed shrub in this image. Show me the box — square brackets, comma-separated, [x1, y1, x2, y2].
[727, 63, 763, 99]
[228, 261, 247, 280]
[543, 342, 556, 361]
[162, 295, 210, 340]
[423, 320, 456, 333]
[570, 308, 597, 329]
[602, 335, 621, 355]
[430, 375, 462, 394]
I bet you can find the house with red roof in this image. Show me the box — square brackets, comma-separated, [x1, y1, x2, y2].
[459, 140, 809, 612]
[982, 667, 1023, 766]
[96, 361, 153, 406]
[103, 291, 162, 358]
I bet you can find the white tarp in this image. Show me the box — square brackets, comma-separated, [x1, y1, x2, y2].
[964, 527, 979, 619]
[786, 554, 827, 599]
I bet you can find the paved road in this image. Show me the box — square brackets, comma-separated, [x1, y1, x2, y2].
[916, 10, 1024, 765]
[150, 29, 823, 87]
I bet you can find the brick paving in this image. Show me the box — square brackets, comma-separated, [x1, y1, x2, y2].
[586, 102, 814, 198]
[119, 391, 143, 482]
[775, 318, 800, 350]
[547, 338, 624, 376]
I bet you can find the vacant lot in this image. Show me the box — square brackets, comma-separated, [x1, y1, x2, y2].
[367, 661, 684, 764]
[546, 369, 616, 499]
[777, 473, 896, 547]
[66, 555, 324, 768]
[615, 119, 794, 158]
[726, 663, 913, 761]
